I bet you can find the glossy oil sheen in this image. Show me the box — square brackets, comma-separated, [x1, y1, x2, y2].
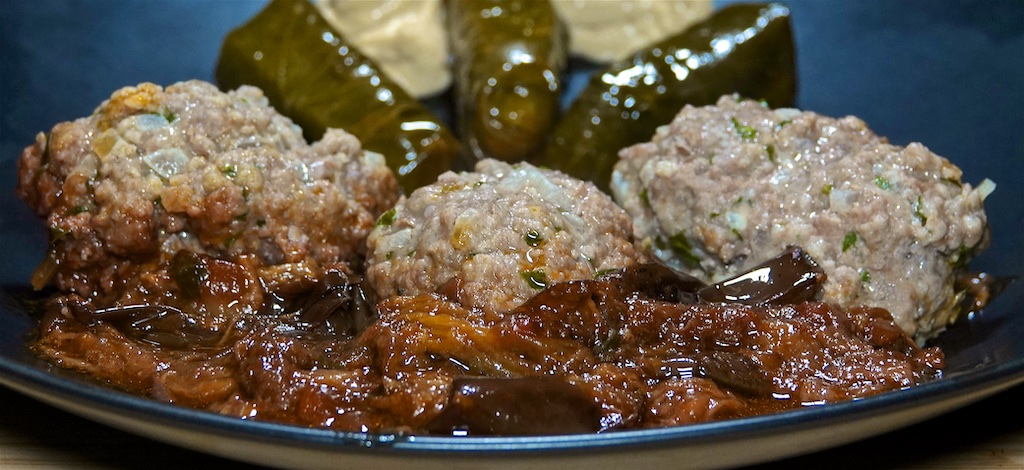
[448, 0, 567, 162]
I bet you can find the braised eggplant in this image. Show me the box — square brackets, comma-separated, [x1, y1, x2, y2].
[448, 0, 567, 162]
[425, 376, 602, 435]
[216, 0, 463, 192]
[532, 3, 796, 191]
[698, 246, 826, 306]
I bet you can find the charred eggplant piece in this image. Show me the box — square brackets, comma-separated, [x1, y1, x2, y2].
[597, 246, 824, 308]
[613, 262, 706, 304]
[533, 3, 796, 190]
[448, 0, 567, 162]
[426, 376, 601, 435]
[170, 251, 210, 300]
[216, 0, 463, 192]
[697, 350, 773, 397]
[65, 299, 225, 350]
[291, 269, 375, 336]
[699, 246, 826, 306]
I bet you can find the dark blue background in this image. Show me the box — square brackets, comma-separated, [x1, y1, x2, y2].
[2, 0, 1021, 282]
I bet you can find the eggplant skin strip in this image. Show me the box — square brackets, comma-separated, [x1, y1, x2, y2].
[533, 3, 796, 191]
[448, 0, 568, 163]
[216, 0, 463, 193]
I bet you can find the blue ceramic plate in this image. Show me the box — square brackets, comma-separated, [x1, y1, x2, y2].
[1, 1, 1022, 468]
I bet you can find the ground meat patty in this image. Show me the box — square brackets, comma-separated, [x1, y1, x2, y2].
[611, 95, 992, 341]
[366, 159, 645, 313]
[17, 80, 399, 302]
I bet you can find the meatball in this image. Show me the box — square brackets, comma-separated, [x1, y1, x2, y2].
[366, 159, 645, 313]
[611, 95, 992, 341]
[17, 80, 399, 302]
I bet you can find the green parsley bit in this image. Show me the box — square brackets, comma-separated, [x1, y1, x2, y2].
[821, 183, 833, 196]
[765, 144, 776, 162]
[148, 109, 176, 122]
[49, 226, 72, 242]
[594, 268, 618, 278]
[521, 269, 548, 289]
[774, 119, 792, 131]
[842, 231, 858, 252]
[223, 231, 242, 248]
[154, 109, 176, 122]
[951, 244, 973, 269]
[524, 229, 544, 247]
[859, 269, 871, 283]
[639, 188, 651, 208]
[730, 117, 758, 141]
[375, 208, 397, 227]
[221, 165, 238, 178]
[667, 233, 701, 268]
[69, 205, 90, 215]
[874, 175, 891, 190]
[913, 195, 928, 225]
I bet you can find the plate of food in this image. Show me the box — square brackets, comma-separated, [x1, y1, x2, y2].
[1, 0, 1022, 469]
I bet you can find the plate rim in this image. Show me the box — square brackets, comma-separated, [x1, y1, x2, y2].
[2, 326, 1023, 456]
